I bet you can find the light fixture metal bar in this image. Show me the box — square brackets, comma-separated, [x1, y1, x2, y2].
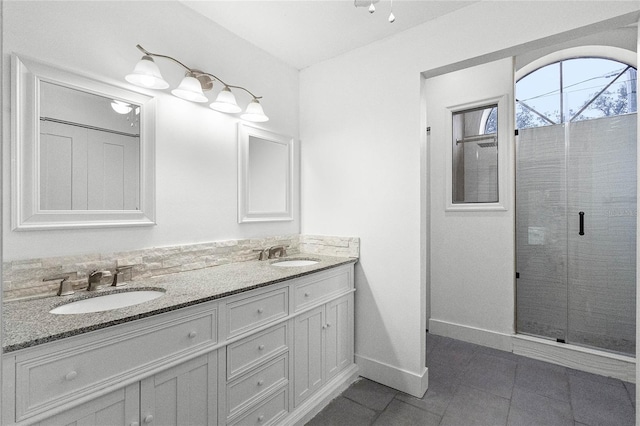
[136, 45, 262, 100]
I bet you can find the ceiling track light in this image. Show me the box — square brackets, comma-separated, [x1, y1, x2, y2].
[125, 44, 268, 122]
[354, 0, 394, 23]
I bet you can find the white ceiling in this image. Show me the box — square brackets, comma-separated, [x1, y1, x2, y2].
[180, 1, 479, 70]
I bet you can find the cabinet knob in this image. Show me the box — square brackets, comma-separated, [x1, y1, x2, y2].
[258, 344, 265, 351]
[188, 331, 197, 339]
[257, 415, 265, 422]
[322, 324, 327, 329]
[65, 371, 78, 381]
[304, 292, 310, 297]
[143, 414, 153, 424]
[257, 308, 264, 314]
[257, 379, 264, 386]
[326, 322, 332, 328]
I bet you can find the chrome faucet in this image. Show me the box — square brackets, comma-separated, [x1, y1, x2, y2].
[254, 248, 269, 261]
[268, 245, 287, 259]
[88, 270, 112, 291]
[112, 265, 135, 287]
[44, 274, 74, 296]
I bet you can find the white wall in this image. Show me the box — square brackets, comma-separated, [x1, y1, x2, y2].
[300, 1, 639, 396]
[1, 1, 300, 261]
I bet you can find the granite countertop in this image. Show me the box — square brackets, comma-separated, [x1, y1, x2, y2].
[3, 255, 357, 353]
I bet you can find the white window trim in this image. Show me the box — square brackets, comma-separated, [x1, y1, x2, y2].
[445, 94, 511, 212]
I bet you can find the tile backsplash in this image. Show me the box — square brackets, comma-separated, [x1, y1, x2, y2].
[3, 234, 359, 301]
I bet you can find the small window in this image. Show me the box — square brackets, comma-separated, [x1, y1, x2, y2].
[452, 104, 498, 204]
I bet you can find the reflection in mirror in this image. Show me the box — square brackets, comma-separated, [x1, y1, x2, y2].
[238, 124, 293, 223]
[452, 104, 498, 204]
[39, 82, 141, 210]
[12, 54, 156, 230]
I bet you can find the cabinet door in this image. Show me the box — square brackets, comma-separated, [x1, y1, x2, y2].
[34, 384, 139, 426]
[325, 294, 353, 382]
[293, 305, 324, 407]
[140, 352, 217, 426]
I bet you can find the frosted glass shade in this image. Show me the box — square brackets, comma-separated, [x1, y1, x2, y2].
[241, 99, 269, 122]
[172, 76, 208, 103]
[210, 87, 242, 113]
[125, 56, 169, 89]
[111, 100, 132, 114]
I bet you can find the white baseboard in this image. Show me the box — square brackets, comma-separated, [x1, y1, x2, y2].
[429, 318, 636, 383]
[355, 353, 428, 398]
[513, 334, 635, 383]
[282, 364, 359, 426]
[429, 318, 512, 352]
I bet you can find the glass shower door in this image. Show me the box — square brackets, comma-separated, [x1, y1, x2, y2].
[516, 124, 568, 342]
[566, 114, 637, 354]
[516, 114, 637, 355]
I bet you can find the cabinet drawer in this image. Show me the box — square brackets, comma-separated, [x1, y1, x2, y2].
[15, 309, 216, 420]
[294, 269, 351, 311]
[227, 323, 288, 379]
[226, 288, 288, 338]
[229, 387, 288, 426]
[227, 354, 288, 418]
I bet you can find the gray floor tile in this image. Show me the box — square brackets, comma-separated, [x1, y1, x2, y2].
[342, 378, 397, 412]
[477, 345, 523, 362]
[306, 396, 377, 426]
[372, 399, 441, 426]
[440, 384, 510, 426]
[396, 378, 457, 416]
[514, 358, 570, 402]
[508, 387, 573, 426]
[461, 352, 517, 398]
[623, 381, 636, 408]
[427, 338, 478, 371]
[567, 367, 626, 388]
[507, 406, 574, 426]
[569, 374, 635, 426]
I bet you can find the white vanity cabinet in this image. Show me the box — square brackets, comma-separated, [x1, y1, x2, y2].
[32, 384, 140, 426]
[140, 352, 218, 425]
[293, 294, 353, 407]
[2, 262, 357, 426]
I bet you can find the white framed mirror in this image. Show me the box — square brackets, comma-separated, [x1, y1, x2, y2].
[11, 54, 156, 230]
[238, 124, 293, 223]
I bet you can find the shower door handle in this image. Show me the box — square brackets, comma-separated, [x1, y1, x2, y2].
[579, 211, 585, 236]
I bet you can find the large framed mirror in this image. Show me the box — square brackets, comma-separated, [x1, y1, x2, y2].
[11, 54, 156, 230]
[238, 124, 293, 223]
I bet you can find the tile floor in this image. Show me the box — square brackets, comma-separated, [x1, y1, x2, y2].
[306, 333, 636, 426]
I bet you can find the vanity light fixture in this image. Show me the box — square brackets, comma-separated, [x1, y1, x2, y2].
[125, 44, 268, 122]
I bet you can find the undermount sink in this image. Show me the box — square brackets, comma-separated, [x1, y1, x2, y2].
[50, 290, 165, 315]
[271, 259, 319, 267]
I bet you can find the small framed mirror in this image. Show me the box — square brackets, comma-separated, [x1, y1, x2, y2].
[11, 54, 156, 230]
[238, 124, 293, 223]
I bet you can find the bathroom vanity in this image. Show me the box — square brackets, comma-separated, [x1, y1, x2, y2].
[2, 256, 357, 425]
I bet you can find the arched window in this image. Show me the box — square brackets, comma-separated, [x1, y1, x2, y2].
[516, 57, 637, 129]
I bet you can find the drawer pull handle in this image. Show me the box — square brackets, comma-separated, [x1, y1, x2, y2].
[304, 292, 310, 297]
[144, 414, 153, 424]
[257, 379, 264, 386]
[65, 371, 78, 381]
[257, 308, 264, 314]
[258, 344, 265, 351]
[188, 331, 197, 339]
[258, 415, 265, 422]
